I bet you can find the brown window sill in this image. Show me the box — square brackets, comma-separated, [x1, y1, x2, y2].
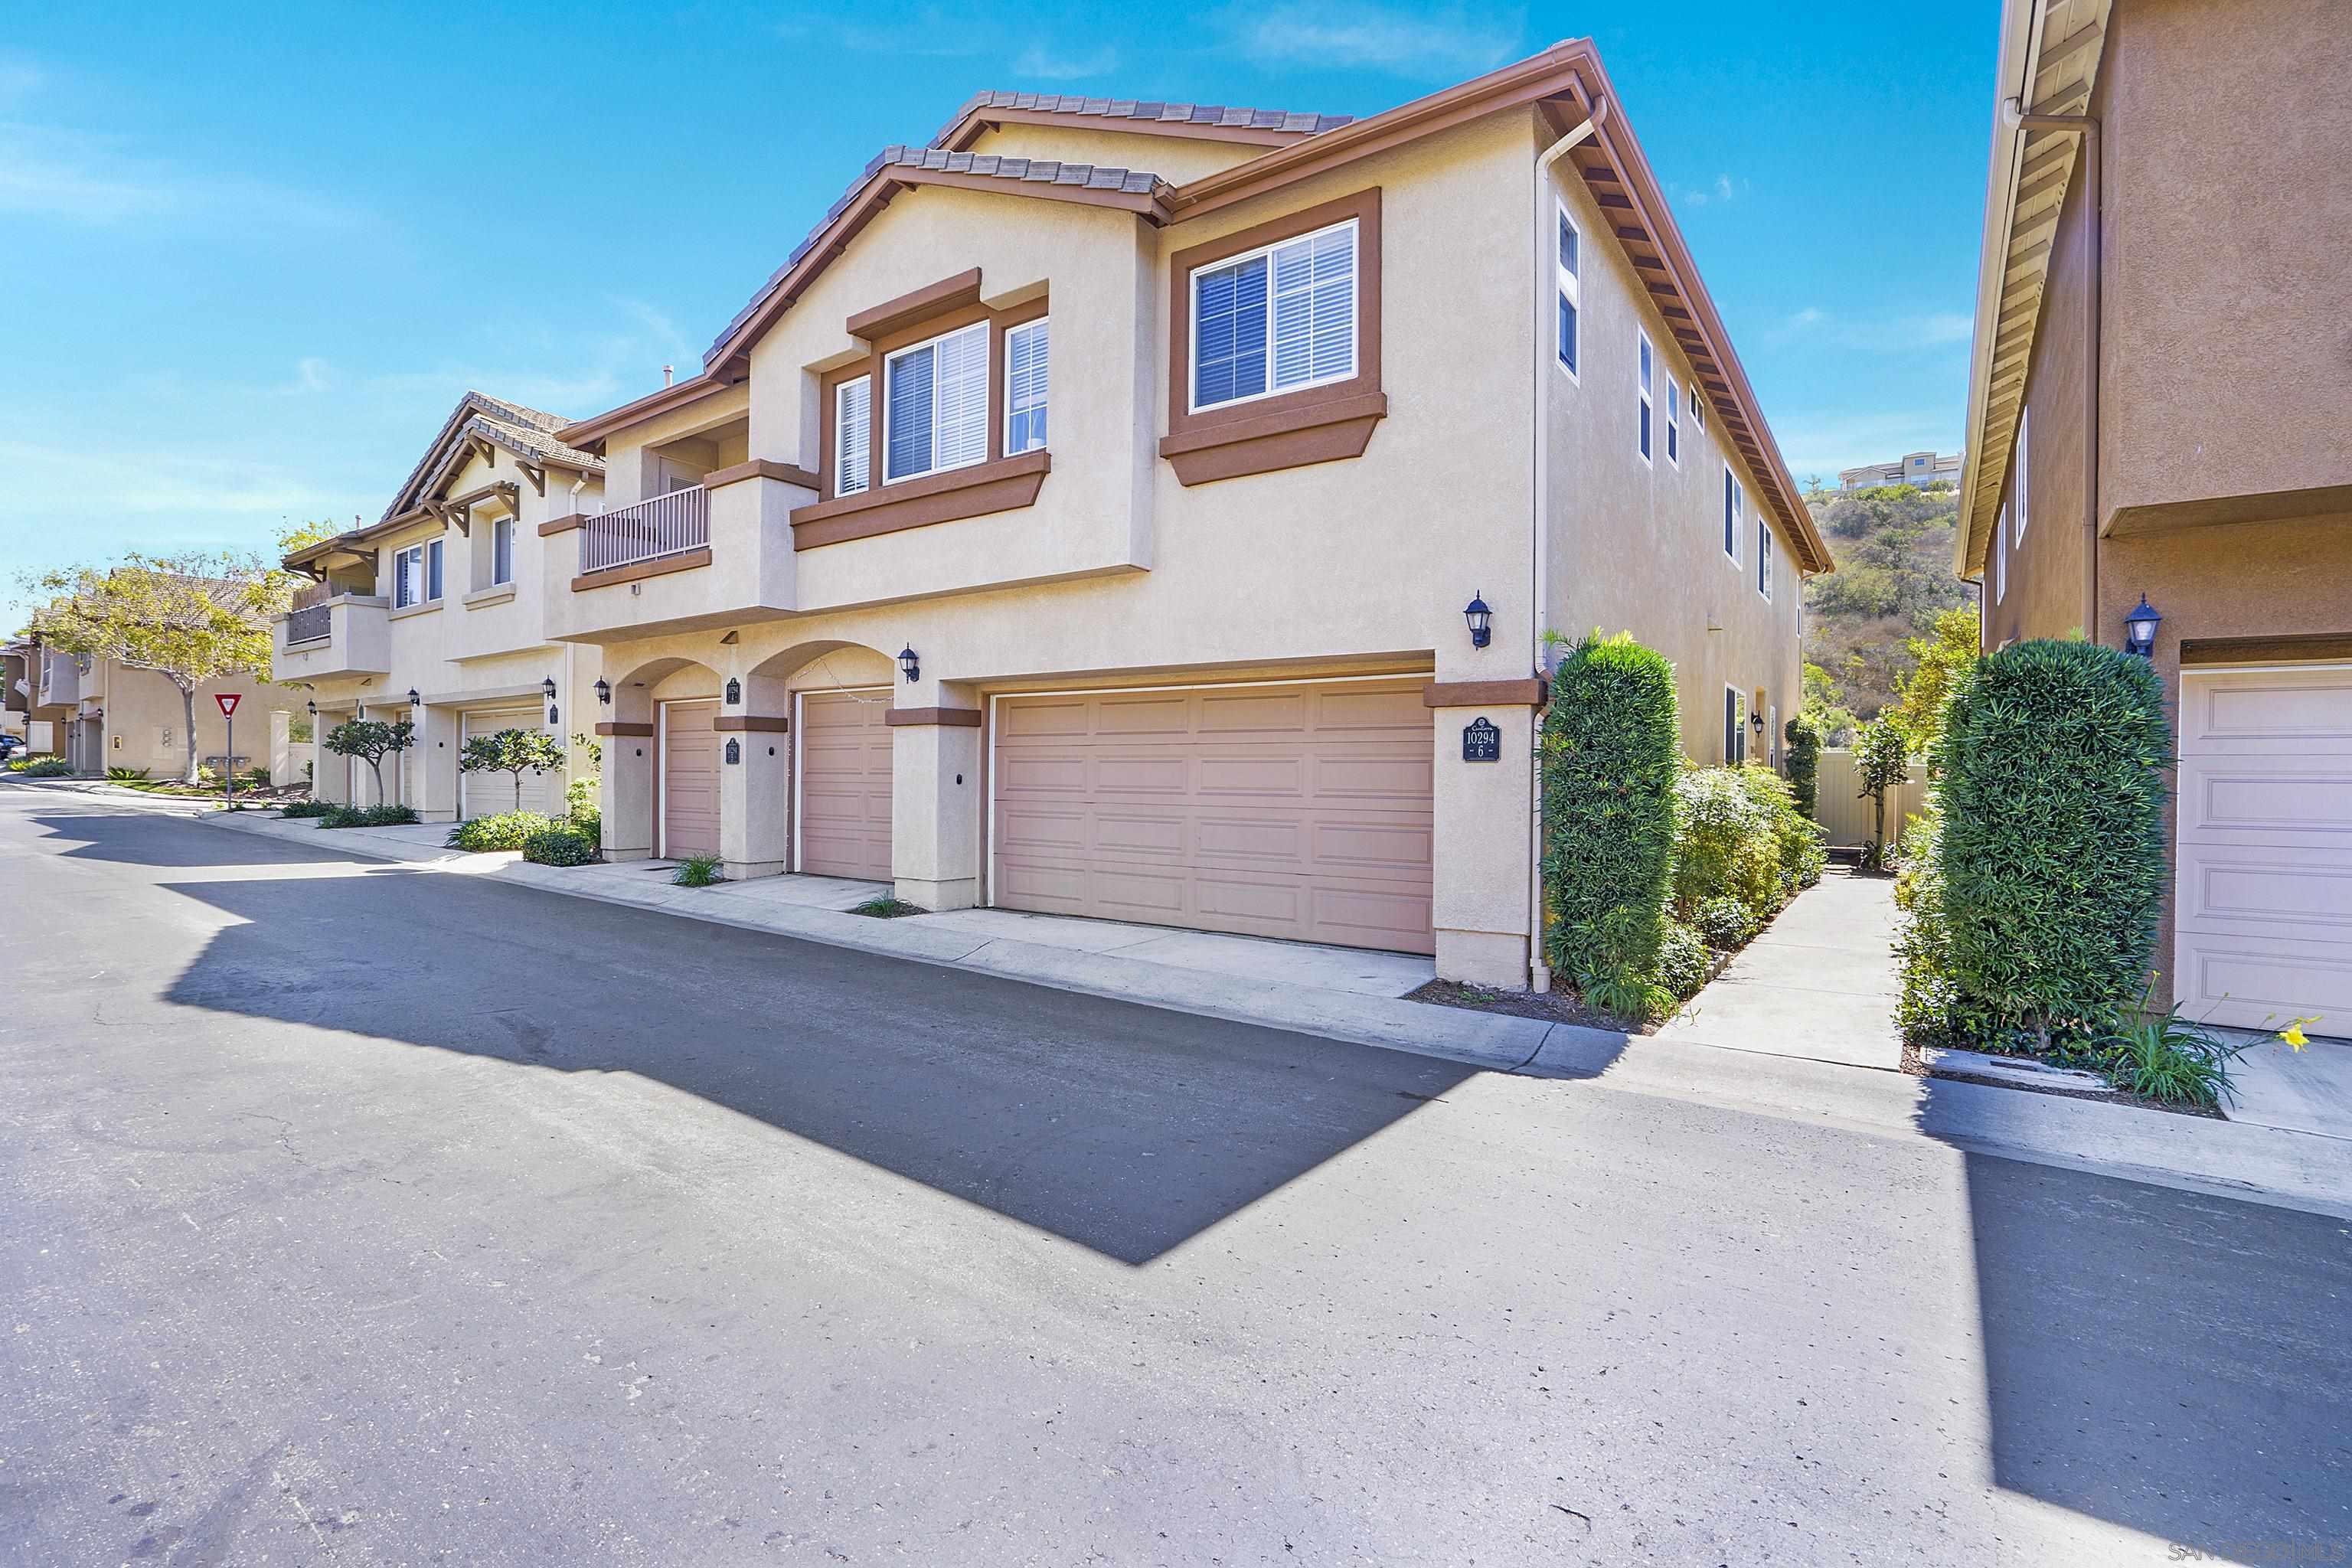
[1158, 391, 1387, 486]
[570, 547, 712, 593]
[790, 449, 1050, 550]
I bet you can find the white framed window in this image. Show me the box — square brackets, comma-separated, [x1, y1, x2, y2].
[1723, 466, 1743, 562]
[393, 538, 443, 608]
[2014, 405, 2030, 544]
[1996, 505, 2009, 603]
[835, 375, 871, 497]
[1690, 390, 1706, 432]
[492, 516, 514, 586]
[1004, 318, 1049, 456]
[1756, 519, 1774, 599]
[1723, 686, 1746, 765]
[1636, 330, 1655, 462]
[1666, 375, 1681, 466]
[884, 322, 988, 484]
[1554, 202, 1579, 379]
[1191, 217, 1357, 413]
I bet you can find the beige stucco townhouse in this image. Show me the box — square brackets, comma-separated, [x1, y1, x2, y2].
[537, 40, 1829, 989]
[5, 629, 305, 779]
[276, 393, 606, 818]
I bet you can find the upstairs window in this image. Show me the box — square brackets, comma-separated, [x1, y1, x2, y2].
[1690, 390, 1705, 432]
[1004, 318, 1049, 456]
[2014, 406, 2031, 544]
[1723, 467, 1743, 561]
[1666, 375, 1681, 466]
[1636, 331, 1654, 462]
[1756, 520, 1774, 600]
[1997, 505, 2010, 603]
[835, 375, 871, 498]
[492, 516, 514, 586]
[394, 538, 443, 608]
[1191, 217, 1357, 412]
[885, 321, 988, 483]
[1554, 204, 1579, 377]
[1723, 687, 1746, 765]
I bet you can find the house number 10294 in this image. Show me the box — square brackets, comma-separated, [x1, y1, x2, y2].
[1462, 717, 1502, 763]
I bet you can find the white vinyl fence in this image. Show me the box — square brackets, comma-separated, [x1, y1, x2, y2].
[1813, 747, 1930, 850]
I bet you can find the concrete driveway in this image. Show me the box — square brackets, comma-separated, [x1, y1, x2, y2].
[4, 791, 2348, 1565]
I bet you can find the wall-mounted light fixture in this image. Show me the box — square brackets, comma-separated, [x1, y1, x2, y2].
[541, 677, 558, 701]
[2123, 594, 2162, 658]
[305, 700, 318, 717]
[898, 645, 920, 684]
[407, 688, 422, 707]
[594, 678, 612, 706]
[1749, 707, 1766, 735]
[1462, 593, 1493, 649]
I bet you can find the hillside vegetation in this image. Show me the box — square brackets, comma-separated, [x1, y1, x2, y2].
[1802, 483, 1976, 733]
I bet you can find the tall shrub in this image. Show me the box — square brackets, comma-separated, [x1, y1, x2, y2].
[1783, 714, 1821, 818]
[1540, 633, 1681, 1018]
[1852, 718, 1911, 871]
[1932, 639, 2172, 1051]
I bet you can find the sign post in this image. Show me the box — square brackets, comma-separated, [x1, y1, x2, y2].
[215, 692, 242, 808]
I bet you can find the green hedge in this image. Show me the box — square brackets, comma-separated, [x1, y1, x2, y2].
[318, 803, 420, 829]
[521, 825, 597, 867]
[1783, 715, 1821, 818]
[1925, 639, 2171, 1050]
[277, 798, 338, 818]
[1540, 633, 1681, 1018]
[446, 811, 558, 852]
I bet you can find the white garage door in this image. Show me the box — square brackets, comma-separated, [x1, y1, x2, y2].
[2175, 664, 2352, 1033]
[461, 708, 566, 819]
[993, 678, 1435, 954]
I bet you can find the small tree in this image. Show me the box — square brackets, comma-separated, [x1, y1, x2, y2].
[460, 727, 565, 814]
[24, 552, 286, 783]
[1782, 712, 1821, 819]
[1853, 717, 1912, 871]
[325, 718, 415, 805]
[1887, 604, 1981, 763]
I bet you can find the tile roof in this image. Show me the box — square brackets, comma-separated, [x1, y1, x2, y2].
[931, 90, 1354, 148]
[704, 149, 1175, 364]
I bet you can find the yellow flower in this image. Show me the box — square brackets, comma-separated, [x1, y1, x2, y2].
[2280, 1021, 2310, 1051]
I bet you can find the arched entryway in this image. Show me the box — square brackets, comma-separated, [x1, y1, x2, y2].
[601, 656, 722, 861]
[746, 642, 897, 880]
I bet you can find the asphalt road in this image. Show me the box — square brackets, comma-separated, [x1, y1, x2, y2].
[3, 786, 2347, 1566]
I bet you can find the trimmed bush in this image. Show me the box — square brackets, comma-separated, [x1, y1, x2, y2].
[1691, 895, 1759, 949]
[317, 803, 420, 829]
[1673, 766, 1779, 916]
[1783, 714, 1821, 818]
[521, 825, 596, 867]
[1654, 920, 1713, 1002]
[565, 776, 601, 848]
[1928, 639, 2172, 1051]
[446, 811, 557, 852]
[1540, 632, 1681, 1019]
[276, 798, 338, 818]
[14, 757, 73, 777]
[1737, 764, 1827, 896]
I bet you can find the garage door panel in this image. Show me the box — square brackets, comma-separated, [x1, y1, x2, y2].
[2180, 756, 2352, 838]
[799, 691, 892, 880]
[2179, 844, 2352, 936]
[995, 679, 1435, 954]
[2184, 669, 2352, 754]
[2183, 938, 2352, 1028]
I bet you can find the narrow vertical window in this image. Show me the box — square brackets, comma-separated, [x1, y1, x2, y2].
[835, 375, 871, 497]
[1666, 376, 1681, 465]
[492, 516, 514, 586]
[1997, 505, 2009, 603]
[1723, 467, 1743, 561]
[394, 544, 420, 609]
[2014, 406, 2030, 544]
[426, 538, 443, 601]
[1554, 204, 1579, 377]
[1724, 688, 1744, 764]
[1757, 521, 1774, 600]
[1690, 390, 1705, 432]
[1637, 331, 1654, 462]
[1004, 318, 1049, 456]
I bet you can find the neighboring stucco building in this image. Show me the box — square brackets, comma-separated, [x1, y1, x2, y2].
[3, 632, 302, 777]
[1839, 451, 1962, 491]
[276, 394, 606, 818]
[1956, 0, 2352, 1030]
[534, 42, 1827, 990]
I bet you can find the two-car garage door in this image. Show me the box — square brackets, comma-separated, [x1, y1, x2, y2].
[2175, 664, 2352, 1033]
[992, 678, 1436, 954]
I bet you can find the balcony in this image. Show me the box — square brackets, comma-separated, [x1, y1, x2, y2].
[577, 486, 710, 581]
[547, 462, 808, 644]
[273, 594, 391, 681]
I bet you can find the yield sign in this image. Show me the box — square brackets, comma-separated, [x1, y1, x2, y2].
[215, 693, 242, 717]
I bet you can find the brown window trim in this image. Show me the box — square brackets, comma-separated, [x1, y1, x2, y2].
[791, 449, 1050, 550]
[1161, 187, 1383, 485]
[818, 292, 1049, 506]
[570, 546, 712, 593]
[847, 269, 982, 341]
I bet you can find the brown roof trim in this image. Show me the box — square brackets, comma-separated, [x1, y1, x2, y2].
[929, 92, 1350, 154]
[557, 364, 746, 451]
[943, 105, 1304, 152]
[570, 547, 711, 594]
[847, 268, 983, 340]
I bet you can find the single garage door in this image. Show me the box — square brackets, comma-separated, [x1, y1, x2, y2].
[798, 689, 893, 880]
[2175, 664, 2352, 1032]
[993, 678, 1435, 953]
[461, 708, 565, 819]
[661, 699, 720, 859]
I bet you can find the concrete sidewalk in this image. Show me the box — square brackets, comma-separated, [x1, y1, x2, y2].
[1655, 867, 1906, 1070]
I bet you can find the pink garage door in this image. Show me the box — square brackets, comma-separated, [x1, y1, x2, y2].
[661, 700, 720, 859]
[993, 678, 1436, 954]
[798, 690, 893, 880]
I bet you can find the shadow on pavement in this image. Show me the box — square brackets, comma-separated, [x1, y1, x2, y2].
[1939, 1093, 2351, 1556]
[62, 806, 1478, 1268]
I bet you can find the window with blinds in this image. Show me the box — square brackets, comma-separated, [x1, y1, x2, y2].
[1191, 217, 1357, 412]
[885, 321, 988, 482]
[835, 375, 871, 497]
[1004, 318, 1048, 456]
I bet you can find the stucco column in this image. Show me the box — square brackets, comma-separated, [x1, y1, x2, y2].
[717, 671, 792, 879]
[887, 701, 982, 911]
[1425, 681, 1541, 990]
[597, 720, 656, 861]
[309, 714, 349, 804]
[416, 705, 461, 822]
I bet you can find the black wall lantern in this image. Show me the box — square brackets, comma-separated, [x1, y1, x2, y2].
[1463, 593, 1493, 649]
[2123, 594, 2162, 658]
[897, 645, 920, 683]
[725, 677, 741, 705]
[407, 688, 422, 707]
[1749, 705, 1766, 735]
[594, 678, 612, 706]
[542, 675, 559, 727]
[305, 700, 318, 717]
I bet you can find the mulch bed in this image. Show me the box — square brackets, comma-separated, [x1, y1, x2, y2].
[1407, 978, 1645, 1034]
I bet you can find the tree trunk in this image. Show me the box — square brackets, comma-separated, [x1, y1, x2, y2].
[179, 684, 200, 784]
[367, 756, 386, 804]
[514, 771, 524, 813]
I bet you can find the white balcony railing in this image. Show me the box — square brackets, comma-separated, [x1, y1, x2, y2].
[580, 485, 709, 577]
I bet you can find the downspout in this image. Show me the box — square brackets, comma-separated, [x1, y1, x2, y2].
[1528, 90, 1606, 992]
[2007, 100, 2101, 644]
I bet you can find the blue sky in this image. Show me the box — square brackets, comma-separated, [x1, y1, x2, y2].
[0, 2, 1995, 629]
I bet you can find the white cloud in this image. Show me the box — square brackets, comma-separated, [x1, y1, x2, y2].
[0, 122, 363, 228]
[1222, 2, 1523, 76]
[1015, 42, 1121, 81]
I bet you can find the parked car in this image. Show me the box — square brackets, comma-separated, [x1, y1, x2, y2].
[0, 733, 25, 761]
